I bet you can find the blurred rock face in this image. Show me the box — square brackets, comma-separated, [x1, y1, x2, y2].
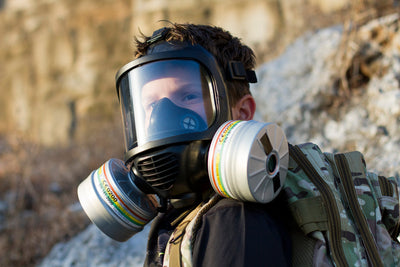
[0, 0, 133, 145]
[252, 14, 400, 176]
[0, 0, 363, 146]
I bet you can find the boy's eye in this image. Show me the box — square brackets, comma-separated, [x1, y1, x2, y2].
[183, 94, 198, 101]
[182, 91, 203, 104]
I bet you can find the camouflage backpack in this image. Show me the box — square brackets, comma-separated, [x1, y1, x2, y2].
[286, 143, 400, 266]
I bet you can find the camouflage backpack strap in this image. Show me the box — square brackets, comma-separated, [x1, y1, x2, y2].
[379, 175, 394, 197]
[165, 194, 221, 267]
[366, 171, 400, 242]
[167, 204, 203, 267]
[333, 152, 384, 267]
[334, 151, 400, 266]
[289, 144, 349, 267]
[377, 174, 400, 239]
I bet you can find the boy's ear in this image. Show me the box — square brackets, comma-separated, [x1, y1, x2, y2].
[231, 94, 256, 120]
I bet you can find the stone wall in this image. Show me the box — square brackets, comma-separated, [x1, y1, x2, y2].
[0, 0, 395, 146]
[0, 0, 133, 145]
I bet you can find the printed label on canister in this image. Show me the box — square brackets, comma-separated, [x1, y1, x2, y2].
[209, 120, 243, 198]
[208, 120, 289, 203]
[92, 161, 148, 229]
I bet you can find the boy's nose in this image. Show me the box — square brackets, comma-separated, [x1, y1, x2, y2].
[147, 98, 207, 138]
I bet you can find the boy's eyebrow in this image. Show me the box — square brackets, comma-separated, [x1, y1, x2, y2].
[171, 82, 203, 95]
[141, 77, 203, 102]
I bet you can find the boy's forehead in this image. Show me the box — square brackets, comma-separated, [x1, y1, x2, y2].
[142, 76, 191, 91]
[153, 60, 199, 76]
[139, 60, 201, 85]
[141, 69, 203, 98]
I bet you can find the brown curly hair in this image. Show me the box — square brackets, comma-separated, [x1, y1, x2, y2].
[134, 23, 256, 105]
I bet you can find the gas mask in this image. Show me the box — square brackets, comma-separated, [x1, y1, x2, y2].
[78, 120, 288, 242]
[77, 40, 289, 242]
[115, 45, 233, 201]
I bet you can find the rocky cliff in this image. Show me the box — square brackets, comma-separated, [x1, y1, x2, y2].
[0, 0, 132, 145]
[1, 0, 395, 146]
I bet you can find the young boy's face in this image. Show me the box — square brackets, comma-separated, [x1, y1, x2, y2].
[120, 59, 217, 147]
[141, 70, 208, 130]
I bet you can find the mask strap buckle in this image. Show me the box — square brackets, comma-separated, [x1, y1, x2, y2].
[228, 61, 258, 83]
[147, 27, 170, 45]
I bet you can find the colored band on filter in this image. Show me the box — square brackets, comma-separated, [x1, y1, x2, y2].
[91, 159, 156, 229]
[208, 120, 242, 198]
[207, 120, 289, 203]
[93, 165, 146, 228]
[78, 158, 158, 242]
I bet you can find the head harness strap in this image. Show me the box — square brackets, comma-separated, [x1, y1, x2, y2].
[228, 61, 257, 83]
[147, 28, 258, 84]
[146, 27, 170, 45]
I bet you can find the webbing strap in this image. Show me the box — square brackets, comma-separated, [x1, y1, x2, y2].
[289, 144, 349, 267]
[378, 175, 393, 197]
[334, 153, 384, 267]
[289, 196, 328, 235]
[387, 177, 400, 239]
[167, 195, 222, 267]
[169, 204, 202, 267]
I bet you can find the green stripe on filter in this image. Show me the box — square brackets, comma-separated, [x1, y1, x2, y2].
[94, 164, 146, 229]
[209, 120, 242, 198]
[94, 166, 145, 228]
[208, 120, 288, 204]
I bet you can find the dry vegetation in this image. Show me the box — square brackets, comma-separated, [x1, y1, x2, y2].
[0, 115, 124, 267]
[0, 1, 398, 267]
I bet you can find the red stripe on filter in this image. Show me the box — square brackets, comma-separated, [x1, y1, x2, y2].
[102, 163, 148, 225]
[208, 120, 242, 198]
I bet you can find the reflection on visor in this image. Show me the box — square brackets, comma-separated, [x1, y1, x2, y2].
[119, 60, 215, 151]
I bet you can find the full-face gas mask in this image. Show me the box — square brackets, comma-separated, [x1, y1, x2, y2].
[117, 44, 242, 202]
[78, 38, 289, 242]
[116, 49, 224, 202]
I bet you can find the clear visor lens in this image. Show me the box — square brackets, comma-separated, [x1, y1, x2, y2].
[118, 60, 215, 151]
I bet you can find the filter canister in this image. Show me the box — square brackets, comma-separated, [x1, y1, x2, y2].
[208, 120, 289, 203]
[77, 158, 158, 242]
